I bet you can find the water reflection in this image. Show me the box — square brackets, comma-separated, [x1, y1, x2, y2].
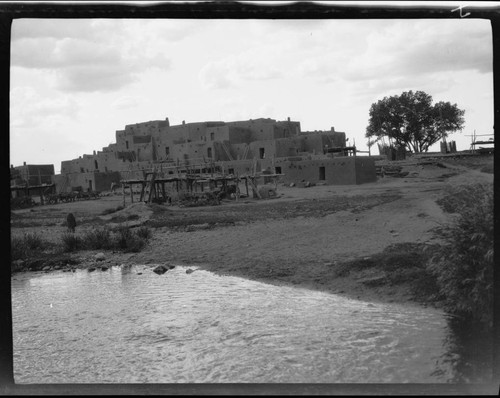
[11, 266, 468, 383]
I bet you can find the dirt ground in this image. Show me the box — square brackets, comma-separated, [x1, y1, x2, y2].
[11, 153, 494, 307]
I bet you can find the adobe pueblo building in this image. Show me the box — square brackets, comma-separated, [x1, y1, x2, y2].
[54, 117, 376, 194]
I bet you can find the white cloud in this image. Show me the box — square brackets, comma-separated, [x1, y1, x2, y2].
[111, 96, 146, 110]
[292, 19, 491, 89]
[11, 19, 99, 41]
[11, 19, 173, 93]
[10, 86, 80, 128]
[198, 46, 285, 90]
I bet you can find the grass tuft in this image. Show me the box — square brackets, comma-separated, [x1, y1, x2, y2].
[82, 227, 113, 250]
[61, 233, 81, 252]
[11, 232, 50, 260]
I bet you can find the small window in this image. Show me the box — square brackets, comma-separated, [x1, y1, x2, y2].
[207, 147, 212, 158]
[126, 140, 129, 149]
[165, 147, 170, 156]
[275, 167, 282, 174]
[228, 168, 234, 174]
[210, 132, 215, 141]
[94, 160, 98, 170]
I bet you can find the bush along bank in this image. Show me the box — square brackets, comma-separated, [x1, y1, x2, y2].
[430, 183, 494, 333]
[422, 183, 494, 383]
[11, 226, 153, 273]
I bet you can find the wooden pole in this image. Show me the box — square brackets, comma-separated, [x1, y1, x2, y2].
[235, 176, 240, 202]
[139, 182, 145, 202]
[130, 183, 134, 203]
[162, 182, 166, 200]
[122, 183, 126, 207]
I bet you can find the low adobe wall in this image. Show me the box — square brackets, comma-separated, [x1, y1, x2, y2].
[270, 156, 376, 185]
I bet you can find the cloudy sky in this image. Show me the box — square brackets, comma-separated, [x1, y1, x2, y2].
[10, 8, 493, 173]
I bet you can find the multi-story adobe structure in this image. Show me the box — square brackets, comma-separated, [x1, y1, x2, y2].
[54, 117, 376, 193]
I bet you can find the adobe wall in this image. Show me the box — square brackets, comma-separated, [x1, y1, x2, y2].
[259, 156, 376, 185]
[354, 157, 377, 184]
[53, 174, 69, 193]
[274, 137, 302, 157]
[249, 139, 277, 161]
[226, 118, 300, 142]
[94, 172, 121, 192]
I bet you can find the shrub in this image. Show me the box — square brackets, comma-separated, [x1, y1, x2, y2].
[136, 226, 152, 240]
[82, 227, 113, 250]
[114, 226, 133, 249]
[11, 232, 49, 260]
[113, 226, 146, 252]
[61, 233, 81, 252]
[429, 183, 493, 331]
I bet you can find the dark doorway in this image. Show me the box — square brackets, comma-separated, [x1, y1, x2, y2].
[88, 180, 93, 192]
[319, 166, 326, 181]
[207, 147, 212, 158]
[259, 148, 265, 159]
[275, 166, 282, 174]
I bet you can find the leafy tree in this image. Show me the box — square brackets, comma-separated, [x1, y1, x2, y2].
[366, 90, 465, 153]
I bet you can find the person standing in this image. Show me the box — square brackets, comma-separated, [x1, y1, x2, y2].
[67, 213, 77, 233]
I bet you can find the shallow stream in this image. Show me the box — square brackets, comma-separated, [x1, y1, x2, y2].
[12, 265, 460, 383]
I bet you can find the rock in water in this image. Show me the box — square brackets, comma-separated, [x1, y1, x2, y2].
[95, 253, 105, 262]
[186, 269, 194, 274]
[153, 264, 170, 275]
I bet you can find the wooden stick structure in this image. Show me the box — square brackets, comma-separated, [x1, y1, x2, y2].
[118, 159, 285, 206]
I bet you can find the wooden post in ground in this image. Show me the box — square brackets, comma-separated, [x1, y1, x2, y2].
[130, 183, 134, 203]
[249, 177, 261, 199]
[161, 182, 166, 200]
[122, 183, 126, 207]
[148, 171, 157, 204]
[139, 181, 145, 202]
[235, 176, 240, 202]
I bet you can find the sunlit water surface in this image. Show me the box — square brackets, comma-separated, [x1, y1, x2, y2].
[12, 265, 456, 383]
